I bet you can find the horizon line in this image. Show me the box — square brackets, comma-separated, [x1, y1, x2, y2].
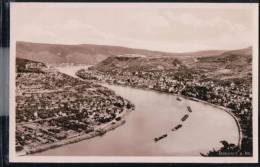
[16, 40, 252, 55]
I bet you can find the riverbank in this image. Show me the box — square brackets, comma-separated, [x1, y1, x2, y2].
[33, 81, 240, 156]
[101, 82, 242, 147]
[15, 64, 135, 156]
[30, 65, 240, 155]
[180, 95, 242, 148]
[18, 108, 132, 155]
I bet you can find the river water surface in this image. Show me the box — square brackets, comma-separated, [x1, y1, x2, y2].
[37, 66, 239, 156]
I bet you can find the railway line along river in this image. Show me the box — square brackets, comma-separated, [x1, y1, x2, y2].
[36, 65, 239, 156]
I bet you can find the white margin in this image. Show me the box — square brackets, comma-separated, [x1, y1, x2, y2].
[9, 2, 259, 163]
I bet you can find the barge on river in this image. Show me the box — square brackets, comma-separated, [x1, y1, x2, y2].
[181, 114, 189, 121]
[176, 97, 182, 101]
[172, 124, 182, 131]
[187, 106, 192, 113]
[154, 134, 168, 142]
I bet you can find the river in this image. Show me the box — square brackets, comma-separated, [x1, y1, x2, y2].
[37, 65, 239, 156]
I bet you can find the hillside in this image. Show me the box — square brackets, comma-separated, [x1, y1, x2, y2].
[16, 41, 227, 65]
[91, 48, 252, 77]
[77, 46, 253, 157]
[189, 47, 252, 80]
[90, 56, 187, 73]
[16, 57, 46, 73]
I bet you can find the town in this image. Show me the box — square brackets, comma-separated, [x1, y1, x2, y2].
[76, 59, 253, 156]
[15, 58, 135, 154]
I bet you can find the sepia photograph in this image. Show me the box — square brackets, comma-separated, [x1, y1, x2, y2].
[9, 2, 258, 163]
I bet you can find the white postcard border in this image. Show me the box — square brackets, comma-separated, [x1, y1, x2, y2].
[9, 2, 259, 163]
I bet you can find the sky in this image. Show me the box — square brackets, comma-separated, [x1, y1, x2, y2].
[11, 3, 258, 52]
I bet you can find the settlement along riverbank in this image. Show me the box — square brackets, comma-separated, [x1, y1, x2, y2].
[20, 108, 131, 155]
[16, 64, 135, 155]
[36, 67, 239, 156]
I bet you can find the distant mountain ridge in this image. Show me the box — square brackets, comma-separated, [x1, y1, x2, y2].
[16, 41, 242, 65]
